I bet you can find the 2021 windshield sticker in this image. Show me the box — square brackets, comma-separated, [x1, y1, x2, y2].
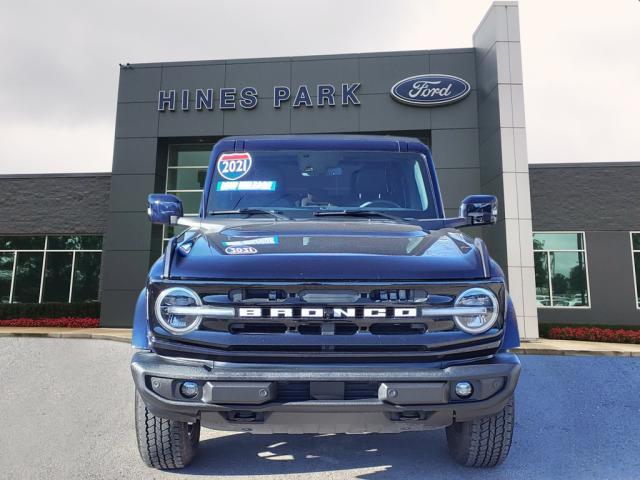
[217, 152, 252, 180]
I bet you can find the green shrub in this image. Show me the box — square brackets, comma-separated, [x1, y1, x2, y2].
[0, 302, 100, 320]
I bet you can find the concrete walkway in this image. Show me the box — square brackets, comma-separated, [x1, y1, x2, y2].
[1, 326, 639, 356]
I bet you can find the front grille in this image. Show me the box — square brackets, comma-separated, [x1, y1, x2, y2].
[218, 321, 426, 336]
[223, 287, 429, 304]
[151, 335, 502, 363]
[149, 280, 505, 362]
[228, 344, 428, 353]
[370, 323, 426, 335]
[228, 323, 287, 334]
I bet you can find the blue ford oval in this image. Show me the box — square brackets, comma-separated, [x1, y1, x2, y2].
[390, 74, 471, 106]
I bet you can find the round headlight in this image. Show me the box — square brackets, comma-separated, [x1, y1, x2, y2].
[453, 288, 499, 334]
[154, 287, 203, 334]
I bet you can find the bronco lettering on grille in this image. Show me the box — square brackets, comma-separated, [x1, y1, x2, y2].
[238, 307, 417, 318]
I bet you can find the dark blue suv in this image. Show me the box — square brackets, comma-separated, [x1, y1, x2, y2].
[131, 135, 521, 469]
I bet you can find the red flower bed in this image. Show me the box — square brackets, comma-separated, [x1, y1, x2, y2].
[547, 326, 640, 344]
[0, 317, 99, 328]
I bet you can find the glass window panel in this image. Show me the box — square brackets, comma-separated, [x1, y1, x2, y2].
[632, 233, 640, 251]
[12, 252, 44, 303]
[168, 145, 213, 167]
[635, 252, 640, 307]
[47, 235, 103, 250]
[534, 251, 550, 306]
[41, 252, 73, 302]
[164, 225, 188, 240]
[0, 253, 14, 303]
[173, 192, 202, 215]
[82, 235, 103, 250]
[533, 233, 583, 251]
[550, 251, 589, 306]
[166, 168, 207, 191]
[0, 236, 46, 250]
[71, 252, 101, 302]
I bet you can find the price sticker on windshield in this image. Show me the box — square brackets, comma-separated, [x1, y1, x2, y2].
[217, 152, 252, 181]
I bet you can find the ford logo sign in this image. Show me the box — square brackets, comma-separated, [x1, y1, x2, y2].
[390, 74, 471, 107]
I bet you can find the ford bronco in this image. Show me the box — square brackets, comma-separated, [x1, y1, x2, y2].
[131, 135, 521, 469]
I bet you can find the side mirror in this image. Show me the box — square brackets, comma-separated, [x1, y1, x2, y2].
[460, 195, 498, 226]
[147, 194, 183, 225]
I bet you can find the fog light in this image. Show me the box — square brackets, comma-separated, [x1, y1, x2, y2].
[455, 381, 473, 398]
[180, 381, 199, 398]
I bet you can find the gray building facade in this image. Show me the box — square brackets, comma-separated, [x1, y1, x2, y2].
[0, 173, 110, 235]
[530, 163, 640, 326]
[0, 1, 637, 335]
[101, 1, 539, 337]
[0, 173, 109, 305]
[4, 160, 638, 329]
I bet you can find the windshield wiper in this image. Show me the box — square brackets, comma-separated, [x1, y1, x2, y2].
[207, 208, 290, 220]
[313, 209, 408, 222]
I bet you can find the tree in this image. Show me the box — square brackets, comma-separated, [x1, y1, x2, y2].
[569, 263, 587, 304]
[551, 273, 568, 295]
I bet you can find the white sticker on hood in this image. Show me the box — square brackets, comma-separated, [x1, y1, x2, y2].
[224, 246, 258, 255]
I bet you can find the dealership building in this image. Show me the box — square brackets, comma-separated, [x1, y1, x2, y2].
[0, 2, 638, 337]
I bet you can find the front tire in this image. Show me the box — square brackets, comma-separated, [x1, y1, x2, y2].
[135, 390, 200, 469]
[446, 395, 515, 467]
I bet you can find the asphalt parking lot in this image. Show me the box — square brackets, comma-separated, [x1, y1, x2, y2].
[0, 337, 639, 479]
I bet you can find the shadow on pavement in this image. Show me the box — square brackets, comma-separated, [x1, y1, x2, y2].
[176, 430, 463, 479]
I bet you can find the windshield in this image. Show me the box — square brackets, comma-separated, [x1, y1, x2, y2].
[207, 150, 438, 219]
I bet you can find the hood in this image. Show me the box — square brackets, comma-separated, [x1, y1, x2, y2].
[169, 220, 490, 281]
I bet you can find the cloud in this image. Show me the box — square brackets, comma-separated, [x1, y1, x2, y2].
[519, 0, 640, 163]
[0, 121, 114, 174]
[0, 0, 638, 173]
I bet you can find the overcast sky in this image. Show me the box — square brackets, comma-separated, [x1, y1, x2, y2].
[0, 0, 638, 174]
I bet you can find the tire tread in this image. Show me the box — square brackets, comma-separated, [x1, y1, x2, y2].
[135, 390, 199, 469]
[446, 396, 514, 467]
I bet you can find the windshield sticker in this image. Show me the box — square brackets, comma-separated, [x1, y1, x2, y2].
[217, 152, 252, 180]
[224, 246, 258, 255]
[223, 236, 279, 247]
[216, 180, 276, 191]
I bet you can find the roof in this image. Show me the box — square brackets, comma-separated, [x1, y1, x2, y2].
[218, 134, 430, 153]
[121, 48, 474, 69]
[0, 172, 111, 179]
[529, 162, 640, 169]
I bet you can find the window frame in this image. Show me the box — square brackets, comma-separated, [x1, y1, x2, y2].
[0, 235, 102, 303]
[205, 150, 439, 219]
[533, 231, 591, 309]
[163, 144, 213, 246]
[629, 232, 640, 310]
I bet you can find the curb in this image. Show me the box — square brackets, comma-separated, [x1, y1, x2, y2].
[0, 331, 131, 344]
[512, 347, 640, 357]
[1, 330, 640, 356]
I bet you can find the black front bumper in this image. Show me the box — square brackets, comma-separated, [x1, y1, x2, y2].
[131, 351, 520, 434]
